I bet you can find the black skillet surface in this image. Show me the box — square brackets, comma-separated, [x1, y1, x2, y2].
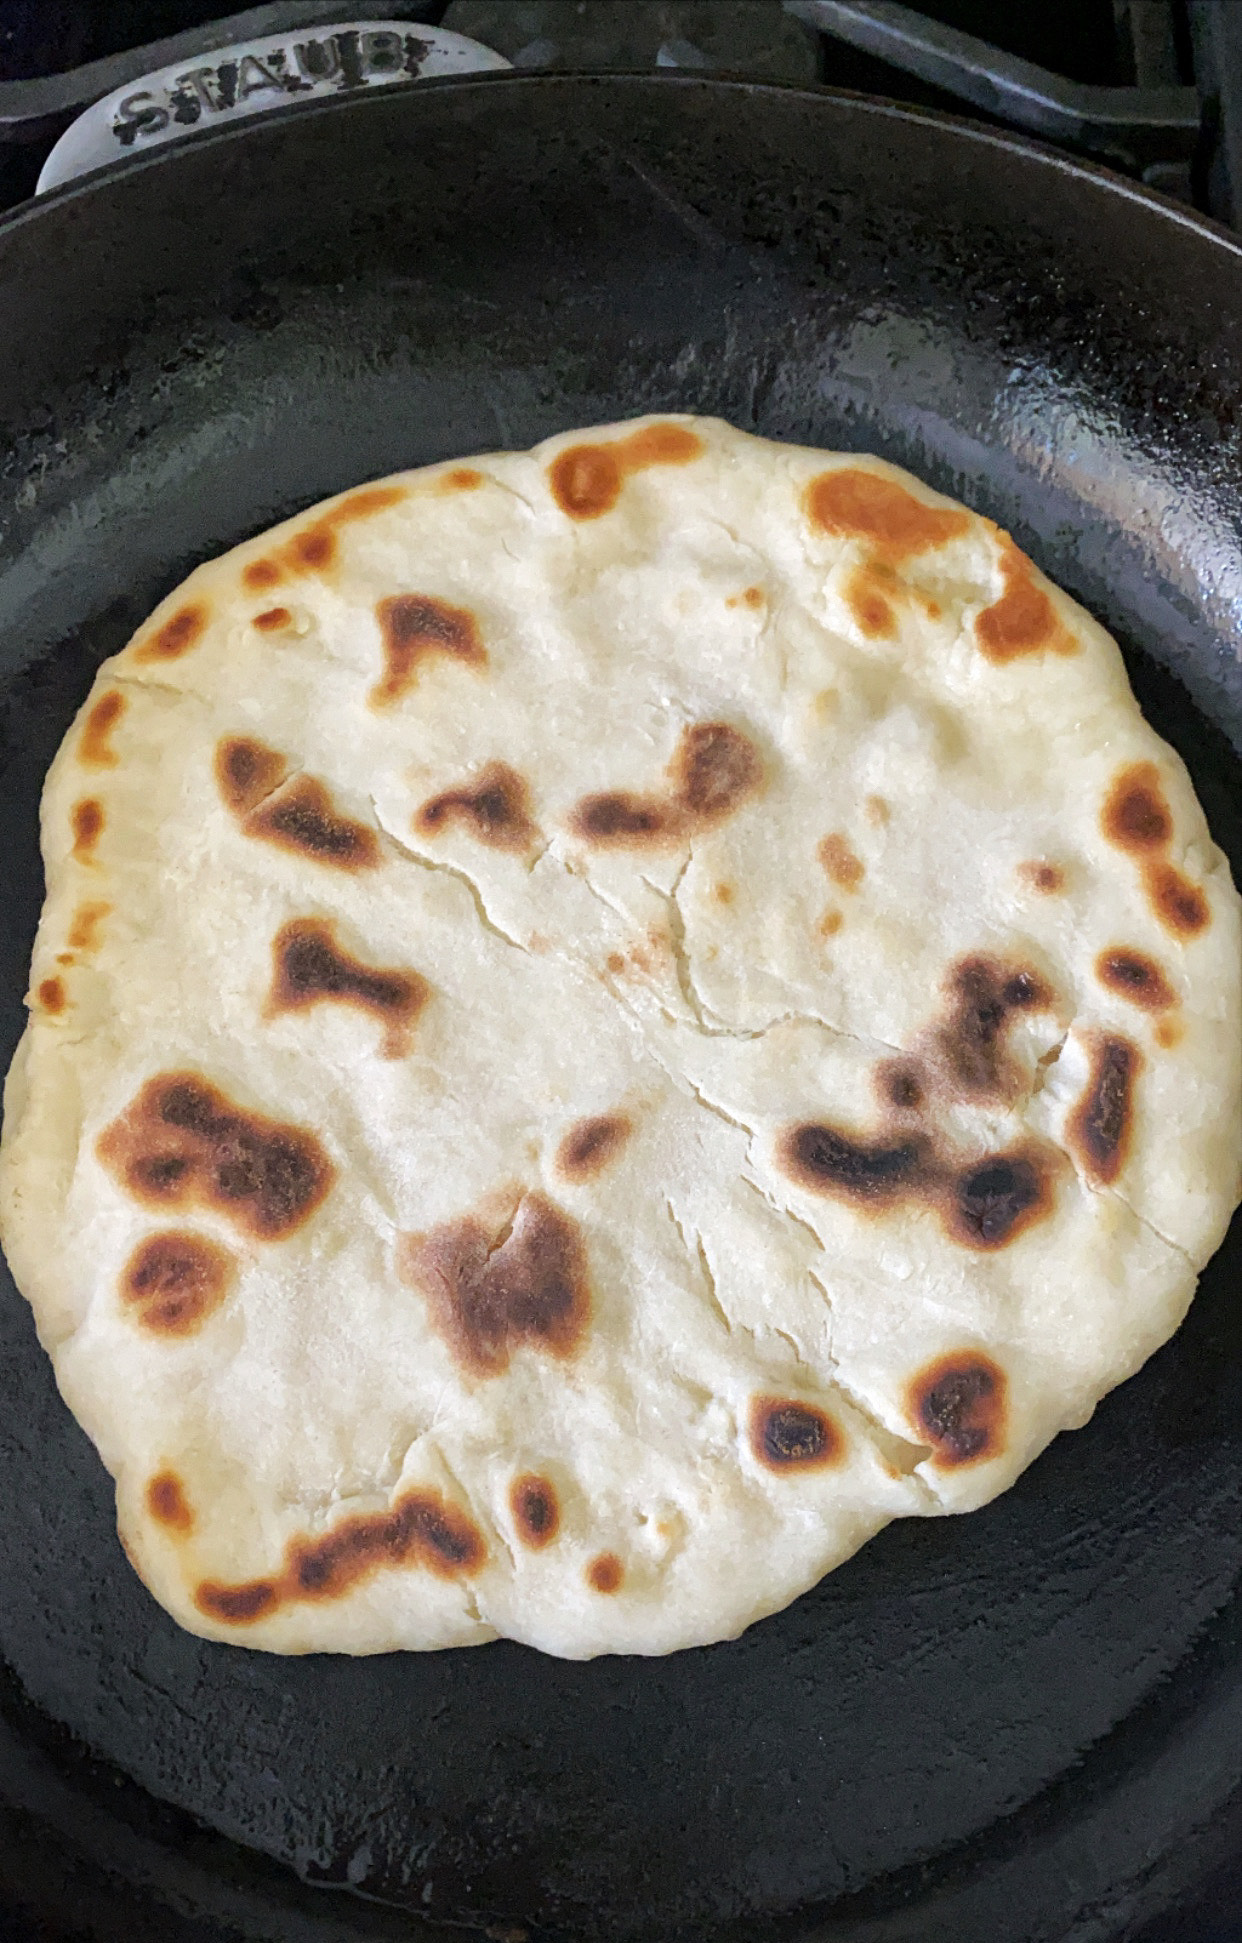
[0, 72, 1241, 1943]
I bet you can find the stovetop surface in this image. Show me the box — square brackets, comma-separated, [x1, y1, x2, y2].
[0, 0, 1133, 80]
[0, 0, 1210, 212]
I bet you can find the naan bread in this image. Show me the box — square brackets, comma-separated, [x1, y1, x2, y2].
[2, 416, 1239, 1658]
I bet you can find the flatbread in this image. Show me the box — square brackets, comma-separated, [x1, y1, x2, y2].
[2, 415, 1239, 1658]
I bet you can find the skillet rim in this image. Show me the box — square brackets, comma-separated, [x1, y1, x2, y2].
[0, 66, 1239, 1943]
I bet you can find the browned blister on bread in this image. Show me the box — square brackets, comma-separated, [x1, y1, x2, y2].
[268, 919, 429, 1058]
[98, 1074, 334, 1241]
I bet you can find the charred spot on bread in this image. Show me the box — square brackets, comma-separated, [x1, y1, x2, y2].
[910, 1354, 1007, 1465]
[401, 1193, 591, 1377]
[750, 1398, 843, 1472]
[100, 1076, 335, 1240]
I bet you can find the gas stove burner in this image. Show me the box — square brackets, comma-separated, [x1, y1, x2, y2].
[441, 2, 821, 81]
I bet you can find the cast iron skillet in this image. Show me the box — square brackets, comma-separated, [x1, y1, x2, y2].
[0, 71, 1240, 1943]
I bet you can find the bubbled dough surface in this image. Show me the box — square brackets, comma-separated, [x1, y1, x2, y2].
[1, 415, 1239, 1658]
